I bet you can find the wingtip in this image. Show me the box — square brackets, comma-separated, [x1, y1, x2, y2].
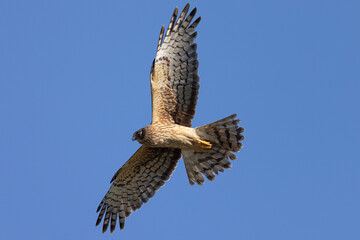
[174, 6, 179, 15]
[120, 220, 125, 230]
[183, 3, 190, 14]
[96, 200, 104, 212]
[189, 7, 197, 17]
[102, 221, 110, 233]
[160, 25, 165, 35]
[95, 217, 102, 226]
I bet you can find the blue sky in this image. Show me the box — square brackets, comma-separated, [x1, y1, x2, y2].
[1, 0, 359, 239]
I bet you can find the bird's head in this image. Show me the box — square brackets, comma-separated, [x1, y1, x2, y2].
[132, 128, 146, 143]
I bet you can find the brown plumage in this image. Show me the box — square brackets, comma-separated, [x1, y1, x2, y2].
[96, 3, 245, 233]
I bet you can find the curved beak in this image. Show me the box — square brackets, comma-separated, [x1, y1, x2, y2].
[132, 134, 136, 141]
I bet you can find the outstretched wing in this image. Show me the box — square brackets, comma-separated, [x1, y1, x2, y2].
[96, 146, 181, 233]
[151, 3, 201, 127]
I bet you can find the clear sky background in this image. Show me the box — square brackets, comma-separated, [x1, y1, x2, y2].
[1, 0, 359, 239]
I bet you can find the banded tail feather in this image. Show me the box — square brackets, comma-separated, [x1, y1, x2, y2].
[182, 114, 245, 185]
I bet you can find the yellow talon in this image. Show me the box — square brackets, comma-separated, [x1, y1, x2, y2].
[199, 140, 212, 148]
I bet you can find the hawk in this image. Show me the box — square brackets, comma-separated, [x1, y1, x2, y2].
[96, 3, 245, 233]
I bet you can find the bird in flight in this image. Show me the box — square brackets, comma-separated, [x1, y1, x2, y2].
[96, 3, 245, 233]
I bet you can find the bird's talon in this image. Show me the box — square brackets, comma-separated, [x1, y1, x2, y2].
[199, 140, 212, 148]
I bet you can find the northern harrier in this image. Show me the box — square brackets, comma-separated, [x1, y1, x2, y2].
[96, 3, 245, 233]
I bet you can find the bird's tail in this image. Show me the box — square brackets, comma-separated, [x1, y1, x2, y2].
[182, 114, 245, 185]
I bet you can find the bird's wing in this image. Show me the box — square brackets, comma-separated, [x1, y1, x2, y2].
[96, 146, 181, 233]
[151, 3, 201, 127]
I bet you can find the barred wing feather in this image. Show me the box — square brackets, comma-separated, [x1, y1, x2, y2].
[151, 3, 201, 127]
[96, 146, 181, 232]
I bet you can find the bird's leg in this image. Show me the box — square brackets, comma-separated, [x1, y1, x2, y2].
[198, 140, 212, 148]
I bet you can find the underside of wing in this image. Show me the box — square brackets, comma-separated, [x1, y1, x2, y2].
[151, 3, 201, 127]
[96, 146, 181, 233]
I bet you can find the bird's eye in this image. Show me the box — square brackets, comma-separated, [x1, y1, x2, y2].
[135, 128, 146, 140]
